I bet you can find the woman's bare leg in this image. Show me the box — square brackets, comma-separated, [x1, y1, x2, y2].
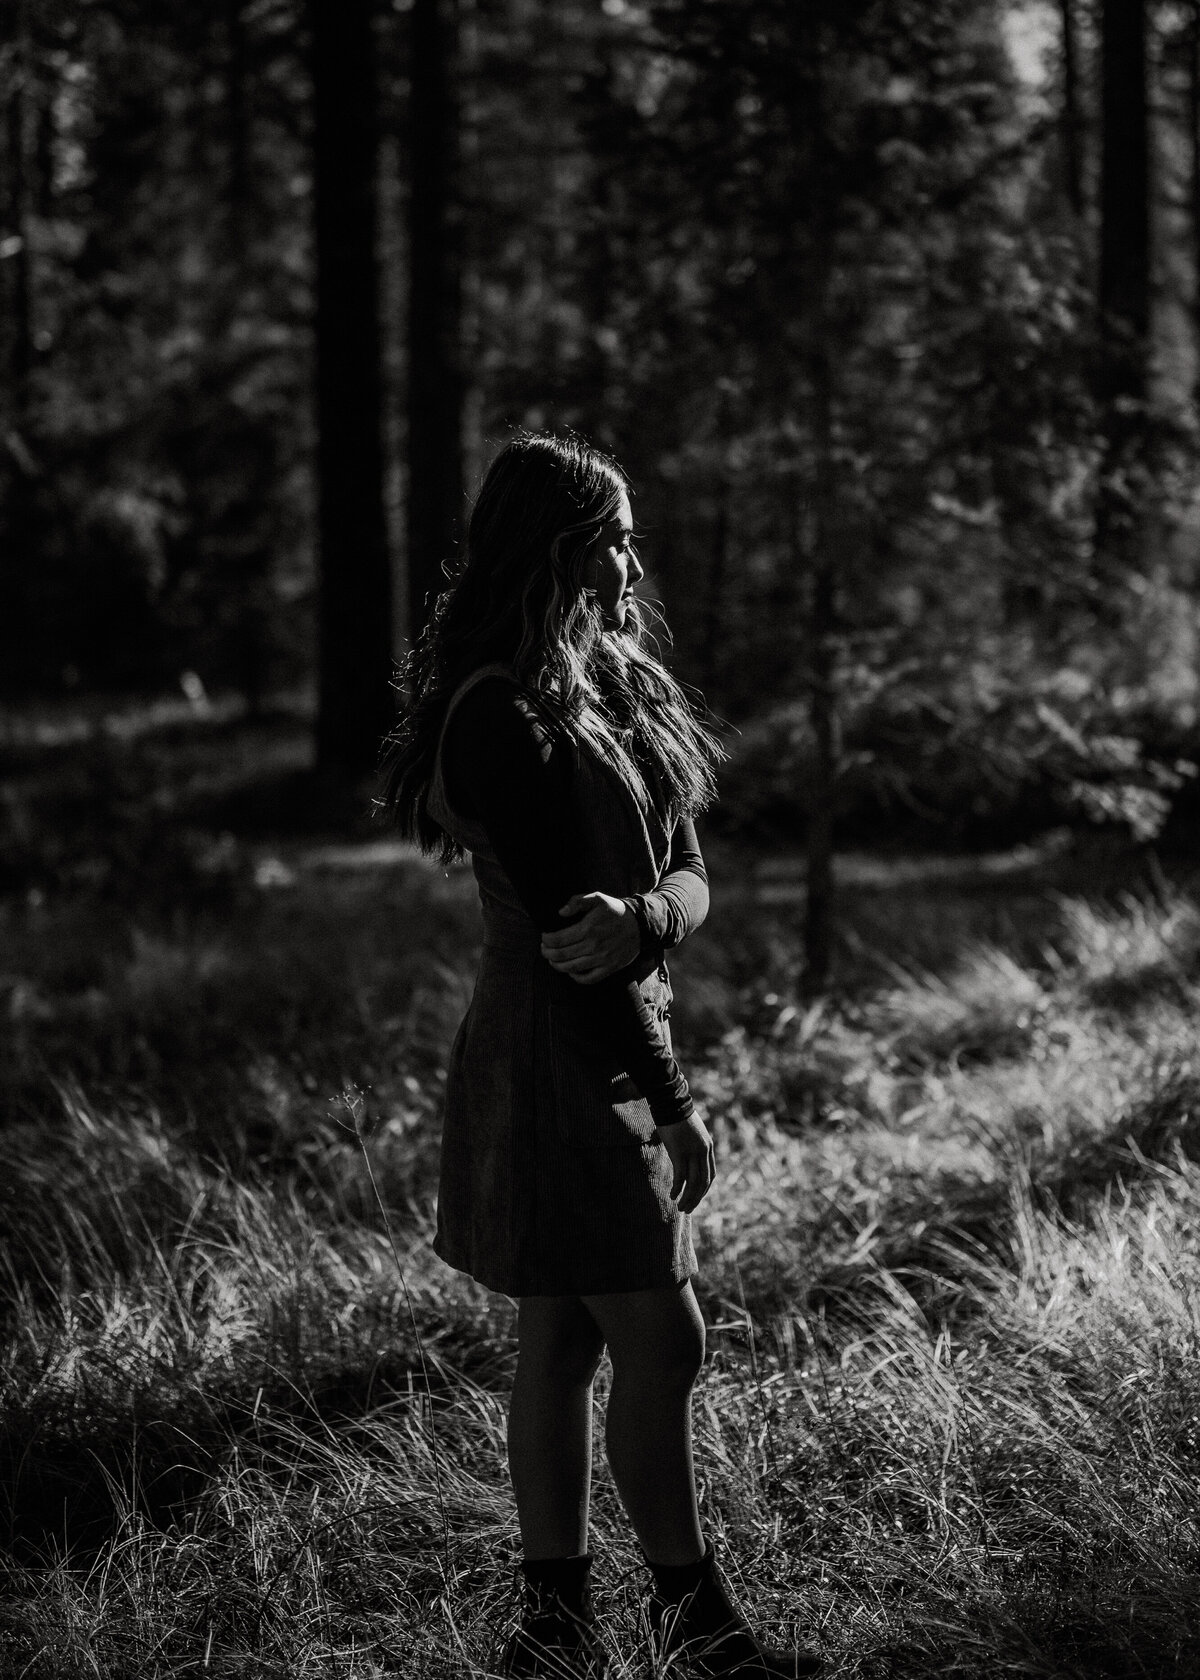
[581, 1280, 706, 1567]
[508, 1294, 607, 1558]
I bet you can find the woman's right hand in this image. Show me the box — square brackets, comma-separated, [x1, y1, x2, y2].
[656, 1110, 716, 1214]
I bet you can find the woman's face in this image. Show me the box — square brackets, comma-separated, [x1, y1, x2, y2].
[584, 490, 643, 631]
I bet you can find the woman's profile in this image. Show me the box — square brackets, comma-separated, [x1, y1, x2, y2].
[382, 433, 821, 1678]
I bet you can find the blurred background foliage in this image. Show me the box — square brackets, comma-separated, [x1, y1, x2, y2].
[3, 0, 1200, 900]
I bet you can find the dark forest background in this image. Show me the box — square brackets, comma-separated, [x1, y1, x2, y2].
[12, 8, 1200, 1676]
[7, 0, 1200, 929]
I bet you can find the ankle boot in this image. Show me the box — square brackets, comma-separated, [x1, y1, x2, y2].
[500, 1553, 612, 1679]
[645, 1542, 823, 1678]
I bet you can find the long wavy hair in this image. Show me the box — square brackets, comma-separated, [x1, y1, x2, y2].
[379, 432, 724, 861]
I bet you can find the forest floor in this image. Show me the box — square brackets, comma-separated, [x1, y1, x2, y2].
[4, 699, 1200, 1677]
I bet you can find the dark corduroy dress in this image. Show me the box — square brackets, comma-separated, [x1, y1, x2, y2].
[427, 662, 698, 1298]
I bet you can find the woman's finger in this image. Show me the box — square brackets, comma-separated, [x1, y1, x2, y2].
[546, 948, 595, 971]
[685, 1152, 714, 1214]
[557, 893, 599, 918]
[542, 930, 592, 957]
[542, 931, 600, 962]
[681, 1153, 705, 1213]
[547, 950, 617, 982]
[544, 917, 603, 947]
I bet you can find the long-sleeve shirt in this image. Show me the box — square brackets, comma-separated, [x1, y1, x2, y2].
[442, 676, 709, 1130]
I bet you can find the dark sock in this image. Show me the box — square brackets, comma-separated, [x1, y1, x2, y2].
[521, 1553, 592, 1615]
[647, 1540, 712, 1600]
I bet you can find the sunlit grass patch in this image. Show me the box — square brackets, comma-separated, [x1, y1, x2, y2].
[866, 943, 1051, 1073]
[6, 839, 1200, 1673]
[0, 1091, 503, 1574]
[693, 903, 1200, 1344]
[759, 1172, 1200, 1674]
[1052, 884, 1200, 1011]
[1042, 1059, 1200, 1220]
[0, 866, 478, 1143]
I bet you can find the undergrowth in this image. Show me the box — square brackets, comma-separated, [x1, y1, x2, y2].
[3, 830, 1200, 1676]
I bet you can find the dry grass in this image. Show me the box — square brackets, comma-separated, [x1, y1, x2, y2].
[4, 822, 1200, 1677]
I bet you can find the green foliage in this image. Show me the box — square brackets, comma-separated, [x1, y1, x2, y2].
[1, 0, 312, 697]
[9, 0, 1197, 773]
[718, 629, 1198, 843]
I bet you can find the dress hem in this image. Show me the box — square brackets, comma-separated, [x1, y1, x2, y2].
[431, 1236, 698, 1299]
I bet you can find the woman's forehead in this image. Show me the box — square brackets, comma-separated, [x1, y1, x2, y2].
[603, 490, 633, 530]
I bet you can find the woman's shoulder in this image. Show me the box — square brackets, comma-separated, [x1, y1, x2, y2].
[445, 670, 559, 762]
[449, 667, 529, 721]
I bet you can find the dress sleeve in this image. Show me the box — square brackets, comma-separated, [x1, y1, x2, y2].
[443, 678, 694, 1130]
[624, 817, 709, 955]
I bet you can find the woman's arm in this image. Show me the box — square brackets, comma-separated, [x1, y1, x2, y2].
[442, 678, 694, 1130]
[624, 817, 709, 955]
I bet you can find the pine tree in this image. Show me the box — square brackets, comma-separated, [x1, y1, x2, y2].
[406, 0, 464, 646]
[1095, 0, 1151, 578]
[309, 0, 394, 777]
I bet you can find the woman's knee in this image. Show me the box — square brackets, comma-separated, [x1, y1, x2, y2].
[655, 1300, 705, 1392]
[517, 1295, 606, 1385]
[585, 1282, 705, 1393]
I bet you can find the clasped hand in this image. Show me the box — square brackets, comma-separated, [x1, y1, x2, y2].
[541, 891, 641, 984]
[542, 889, 717, 1211]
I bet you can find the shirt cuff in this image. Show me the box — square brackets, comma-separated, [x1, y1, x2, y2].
[649, 1091, 695, 1129]
[624, 893, 664, 954]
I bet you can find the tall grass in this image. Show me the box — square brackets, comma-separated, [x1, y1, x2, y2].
[4, 836, 1200, 1676]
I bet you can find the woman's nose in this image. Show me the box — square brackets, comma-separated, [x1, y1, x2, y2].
[630, 552, 645, 583]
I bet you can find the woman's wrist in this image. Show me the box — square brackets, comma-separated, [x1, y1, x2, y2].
[623, 894, 657, 954]
[648, 1086, 694, 1130]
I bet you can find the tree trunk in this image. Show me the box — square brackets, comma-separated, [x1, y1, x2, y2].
[226, 0, 250, 246]
[309, 0, 395, 778]
[5, 3, 33, 439]
[801, 34, 839, 1000]
[226, 0, 269, 718]
[406, 0, 464, 647]
[0, 0, 40, 693]
[1095, 0, 1150, 578]
[577, 58, 622, 442]
[1190, 0, 1200, 403]
[32, 50, 53, 223]
[700, 387, 732, 697]
[1060, 0, 1085, 219]
[803, 544, 838, 1000]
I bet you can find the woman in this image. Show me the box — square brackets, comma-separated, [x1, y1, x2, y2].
[382, 434, 821, 1679]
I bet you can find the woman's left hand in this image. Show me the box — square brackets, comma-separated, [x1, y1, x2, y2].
[541, 892, 641, 984]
